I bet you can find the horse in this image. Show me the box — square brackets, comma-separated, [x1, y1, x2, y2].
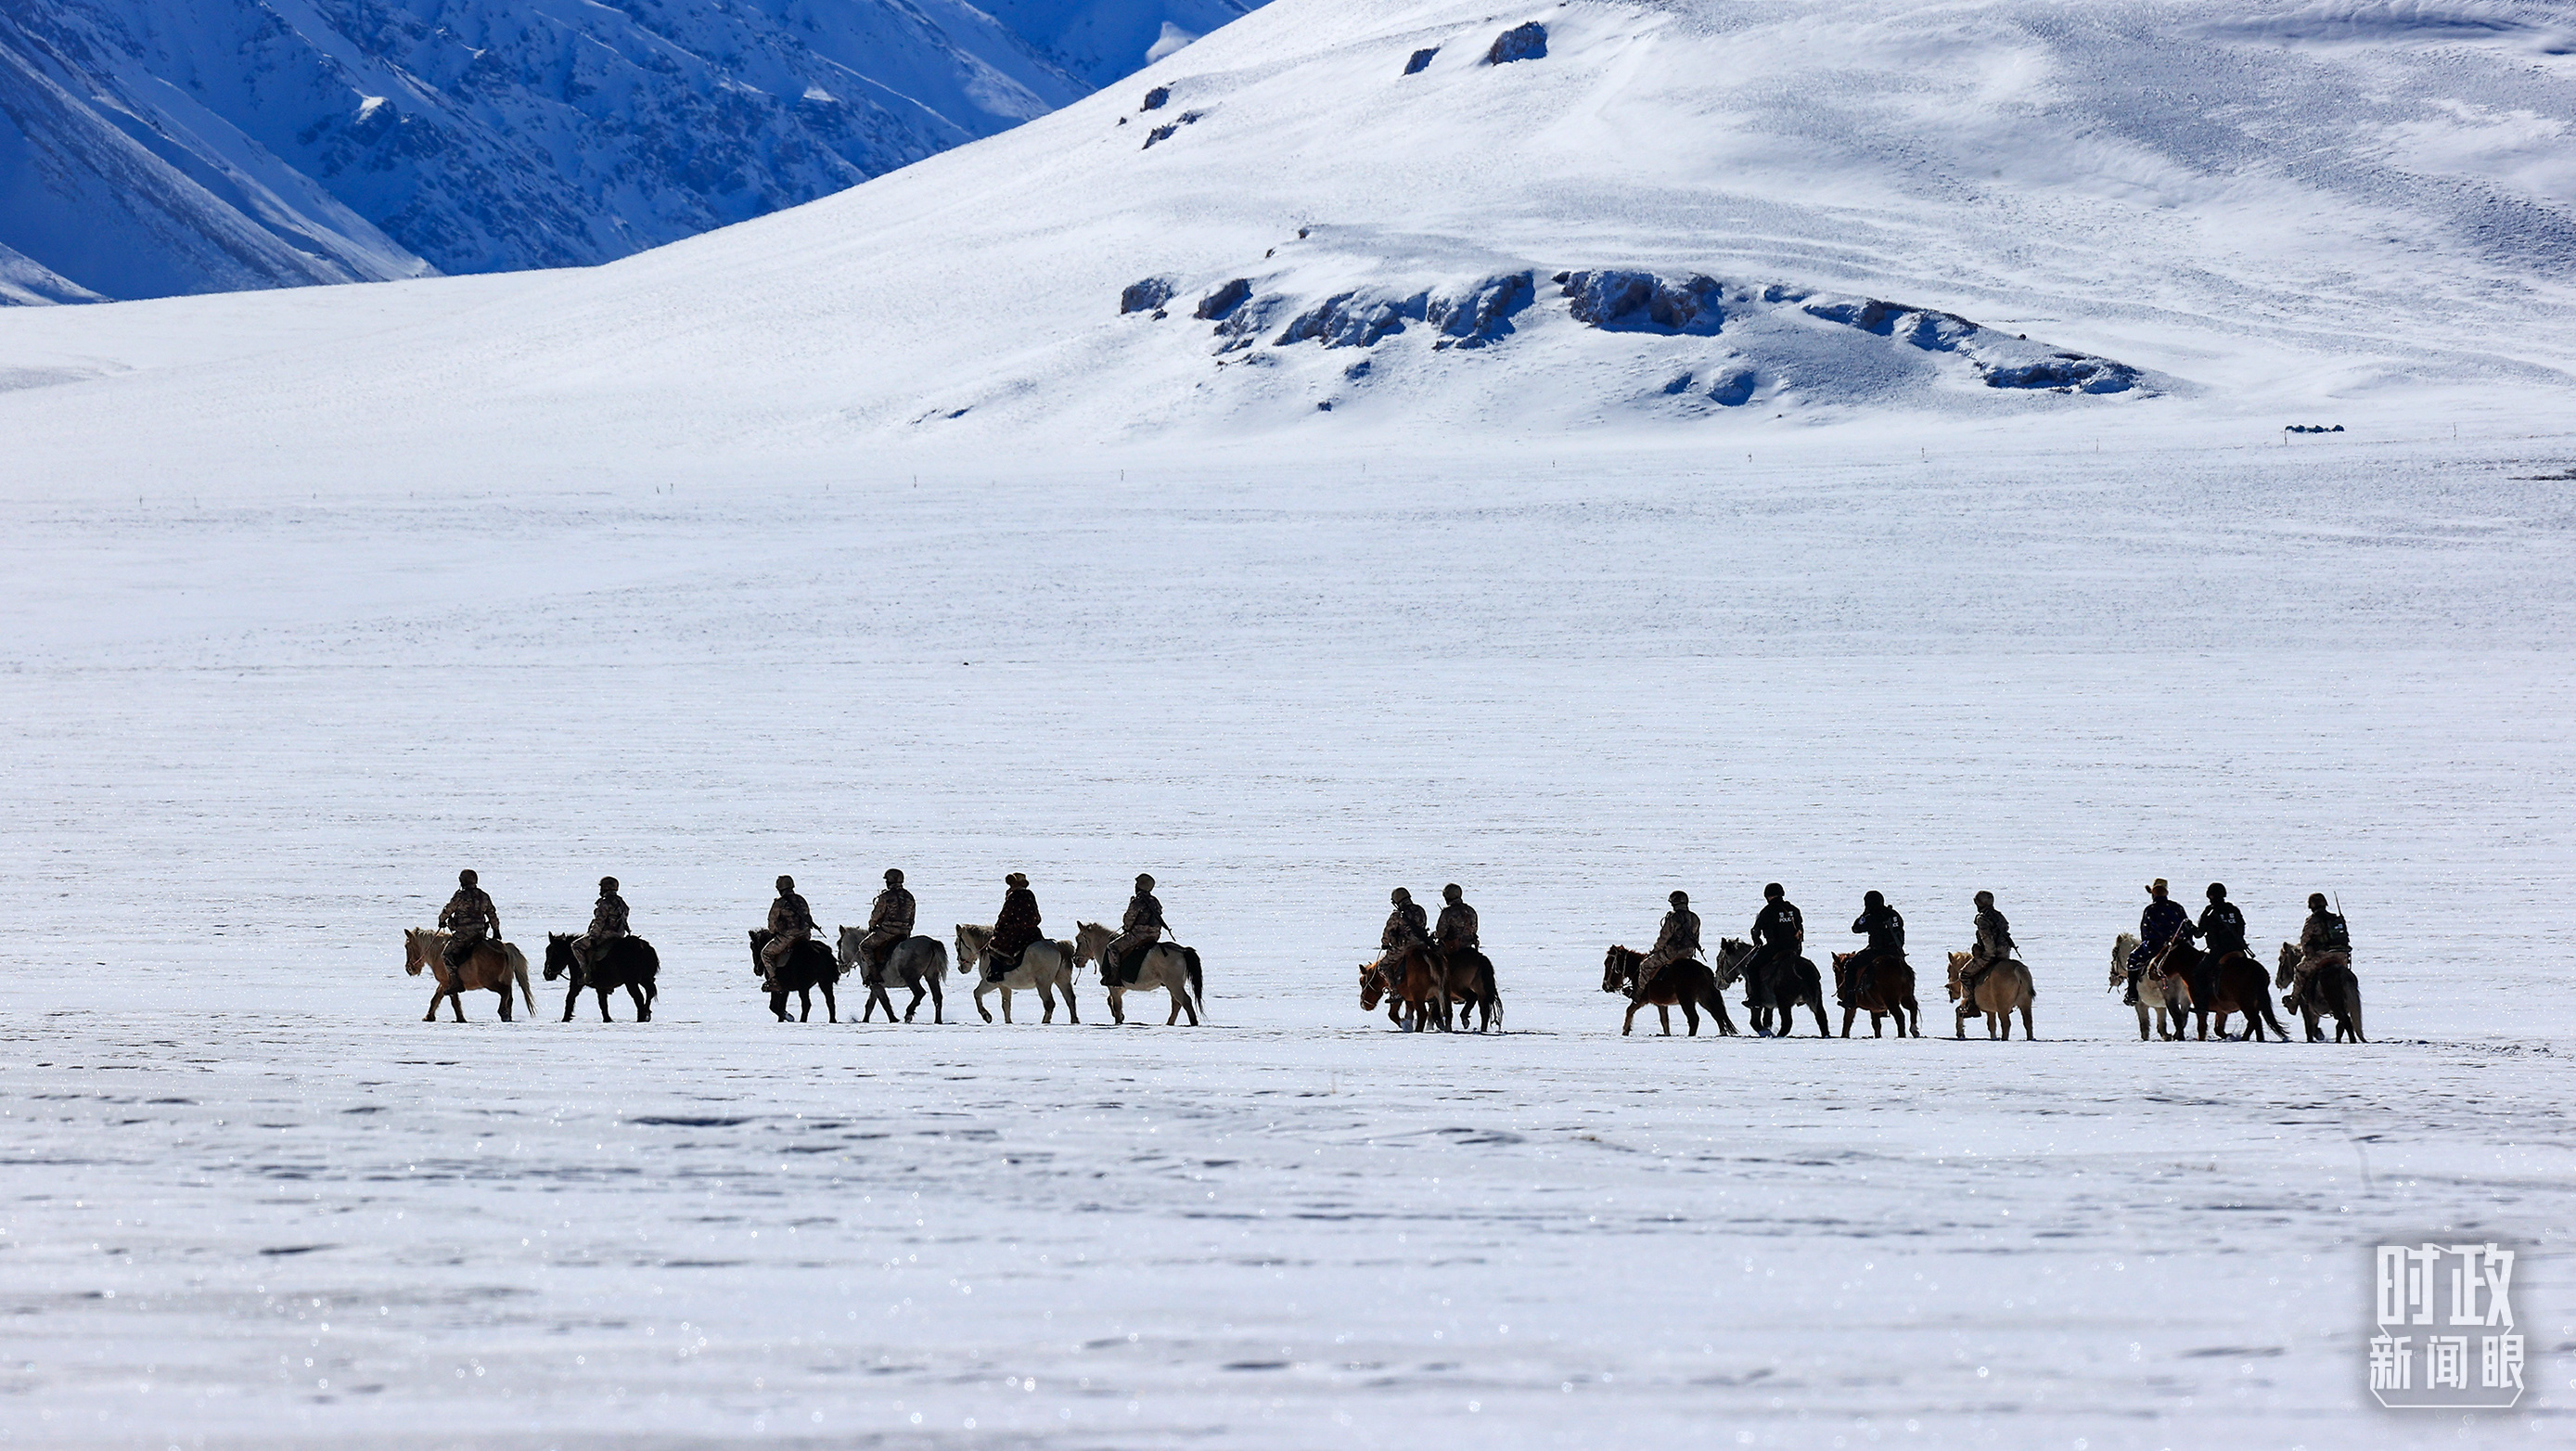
[2154, 934, 2287, 1042]
[1711, 937, 1830, 1037]
[1602, 945, 1735, 1036]
[1360, 943, 1447, 1031]
[952, 923, 1080, 1024]
[1943, 951, 2035, 1040]
[1070, 922, 1204, 1026]
[837, 926, 948, 1023]
[1442, 948, 1505, 1033]
[403, 929, 534, 1022]
[1830, 950, 1922, 1038]
[2110, 932, 2185, 1039]
[2277, 942, 2365, 1043]
[542, 932, 659, 1021]
[748, 929, 839, 1022]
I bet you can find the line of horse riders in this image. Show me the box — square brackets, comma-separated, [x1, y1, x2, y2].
[400, 867, 2364, 1042]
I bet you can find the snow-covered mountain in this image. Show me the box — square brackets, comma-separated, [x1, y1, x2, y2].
[1, 0, 2570, 443]
[0, 0, 1259, 302]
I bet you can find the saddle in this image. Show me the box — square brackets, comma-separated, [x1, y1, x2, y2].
[1108, 943, 1151, 986]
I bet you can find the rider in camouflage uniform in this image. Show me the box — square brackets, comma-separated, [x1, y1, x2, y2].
[761, 875, 814, 990]
[1634, 891, 1702, 998]
[1960, 890, 2014, 996]
[857, 869, 915, 982]
[1378, 888, 1430, 962]
[437, 869, 500, 972]
[571, 876, 629, 983]
[2286, 892, 2350, 1010]
[1106, 874, 1166, 983]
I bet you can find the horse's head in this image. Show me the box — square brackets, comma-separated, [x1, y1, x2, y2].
[2110, 933, 2140, 989]
[1073, 920, 1114, 965]
[404, 927, 437, 976]
[1711, 937, 1750, 988]
[1360, 961, 1385, 1010]
[2275, 942, 2300, 989]
[953, 924, 988, 975]
[544, 932, 574, 981]
[1945, 950, 1971, 1001]
[1601, 945, 1637, 995]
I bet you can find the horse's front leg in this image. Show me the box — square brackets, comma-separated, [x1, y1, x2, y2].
[596, 986, 614, 1022]
[561, 981, 581, 1022]
[1621, 999, 1640, 1036]
[1109, 987, 1127, 1026]
[771, 990, 790, 1022]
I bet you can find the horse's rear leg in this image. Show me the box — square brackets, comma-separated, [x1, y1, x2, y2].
[629, 983, 650, 1021]
[1060, 978, 1079, 1024]
[904, 983, 925, 1024]
[821, 982, 838, 1023]
[596, 986, 614, 1022]
[1681, 1000, 1700, 1036]
[2018, 1003, 2034, 1039]
[1656, 1004, 1672, 1036]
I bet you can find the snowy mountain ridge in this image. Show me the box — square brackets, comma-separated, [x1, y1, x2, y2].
[0, 0, 1259, 302]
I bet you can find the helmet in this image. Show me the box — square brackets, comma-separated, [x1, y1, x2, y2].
[459, 868, 478, 887]
[1391, 887, 1412, 904]
[885, 868, 904, 885]
[776, 875, 795, 892]
[1136, 873, 1156, 890]
[1864, 890, 1884, 908]
[1442, 883, 1463, 903]
[599, 877, 618, 892]
[2308, 892, 2328, 910]
[1763, 882, 1784, 900]
[1973, 890, 1993, 907]
[2207, 881, 2227, 901]
[1670, 890, 1689, 906]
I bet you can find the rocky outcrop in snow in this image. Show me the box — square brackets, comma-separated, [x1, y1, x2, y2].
[1486, 22, 1548, 64]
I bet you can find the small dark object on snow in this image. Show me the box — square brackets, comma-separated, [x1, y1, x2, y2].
[1142, 85, 1170, 111]
[1195, 278, 1253, 320]
[1486, 22, 1546, 65]
[1142, 110, 1201, 148]
[1403, 46, 1439, 75]
[2283, 423, 2345, 433]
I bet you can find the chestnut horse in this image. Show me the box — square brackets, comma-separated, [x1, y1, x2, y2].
[1943, 951, 2034, 1039]
[2155, 935, 2288, 1041]
[1361, 944, 1446, 1031]
[1830, 951, 1922, 1038]
[403, 929, 534, 1022]
[1602, 945, 1736, 1036]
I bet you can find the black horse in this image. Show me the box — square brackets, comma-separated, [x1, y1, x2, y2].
[544, 932, 660, 1021]
[749, 929, 839, 1022]
[1712, 936, 1832, 1037]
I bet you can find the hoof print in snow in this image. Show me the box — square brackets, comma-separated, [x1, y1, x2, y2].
[1403, 47, 1439, 75]
[1561, 271, 1723, 334]
[1141, 85, 1171, 112]
[1486, 22, 1547, 65]
[1143, 110, 1202, 148]
[1121, 277, 1175, 315]
[1195, 278, 1253, 320]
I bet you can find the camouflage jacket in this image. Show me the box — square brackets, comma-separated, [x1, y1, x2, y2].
[1434, 902, 1480, 951]
[1644, 908, 1701, 968]
[439, 886, 498, 939]
[1972, 906, 2013, 961]
[868, 887, 916, 939]
[1121, 892, 1165, 939]
[588, 892, 630, 940]
[767, 891, 814, 941]
[2299, 910, 2350, 959]
[1380, 901, 1429, 951]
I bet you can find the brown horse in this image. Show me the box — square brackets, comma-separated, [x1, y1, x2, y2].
[2277, 943, 2365, 1043]
[2156, 936, 2287, 1041]
[1944, 951, 2035, 1040]
[404, 928, 534, 1022]
[1830, 951, 1921, 1037]
[1442, 949, 1505, 1033]
[1602, 945, 1736, 1036]
[1360, 944, 1447, 1032]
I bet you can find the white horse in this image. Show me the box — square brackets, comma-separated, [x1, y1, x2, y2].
[953, 922, 1080, 1024]
[2110, 932, 2185, 1041]
[1071, 921, 1205, 1026]
[836, 926, 949, 1023]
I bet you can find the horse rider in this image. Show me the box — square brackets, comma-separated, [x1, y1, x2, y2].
[1634, 890, 1702, 998]
[1742, 882, 1804, 1008]
[437, 868, 501, 973]
[985, 872, 1042, 982]
[2286, 892, 2351, 1010]
[2126, 878, 2189, 1004]
[761, 874, 814, 990]
[1106, 873, 1166, 983]
[1378, 887, 1430, 977]
[1960, 890, 2015, 998]
[858, 868, 916, 979]
[571, 875, 629, 983]
[1433, 883, 1480, 981]
[1841, 890, 1905, 1007]
[2191, 881, 2249, 964]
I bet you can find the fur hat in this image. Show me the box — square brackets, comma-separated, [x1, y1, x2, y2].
[1006, 872, 1029, 888]
[599, 876, 618, 892]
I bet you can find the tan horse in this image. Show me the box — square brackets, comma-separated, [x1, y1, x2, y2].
[1072, 921, 1204, 1025]
[1945, 951, 2035, 1039]
[404, 929, 534, 1022]
[953, 922, 1080, 1023]
[2110, 932, 2185, 1040]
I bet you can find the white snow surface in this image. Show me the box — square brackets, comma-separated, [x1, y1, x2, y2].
[1, 2, 2574, 1447]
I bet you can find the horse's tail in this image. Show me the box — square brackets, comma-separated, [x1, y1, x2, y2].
[1184, 947, 1204, 1014]
[507, 944, 535, 1013]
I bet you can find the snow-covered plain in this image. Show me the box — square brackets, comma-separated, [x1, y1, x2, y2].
[3, 1, 2574, 1446]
